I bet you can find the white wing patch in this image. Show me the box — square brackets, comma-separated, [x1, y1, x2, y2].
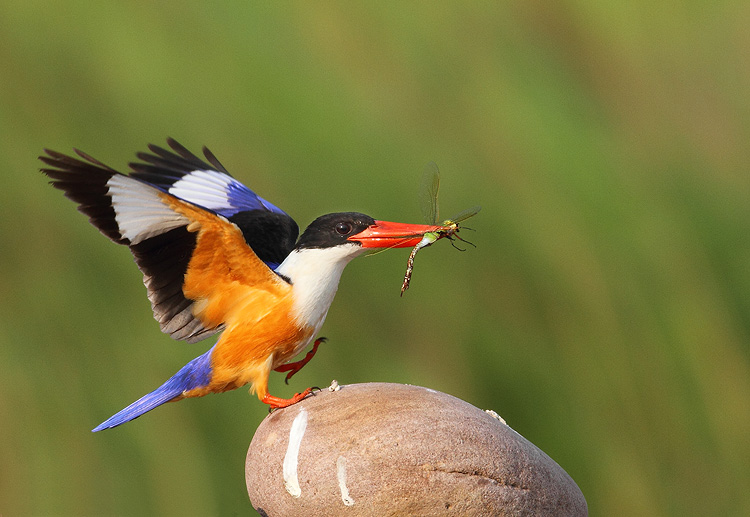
[107, 175, 189, 245]
[168, 169, 234, 212]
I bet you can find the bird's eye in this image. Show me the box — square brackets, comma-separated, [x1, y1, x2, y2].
[335, 222, 352, 235]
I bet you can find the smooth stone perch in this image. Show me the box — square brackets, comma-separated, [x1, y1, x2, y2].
[246, 382, 587, 516]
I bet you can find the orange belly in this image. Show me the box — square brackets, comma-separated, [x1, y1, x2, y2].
[182, 291, 315, 400]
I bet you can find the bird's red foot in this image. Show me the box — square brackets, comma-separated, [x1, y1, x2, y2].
[274, 337, 327, 384]
[262, 387, 315, 409]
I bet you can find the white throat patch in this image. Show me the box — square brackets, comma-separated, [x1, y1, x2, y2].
[275, 244, 365, 331]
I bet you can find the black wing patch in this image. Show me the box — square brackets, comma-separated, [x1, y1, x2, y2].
[40, 146, 223, 343]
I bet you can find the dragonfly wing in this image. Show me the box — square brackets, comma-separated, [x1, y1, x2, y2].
[445, 205, 482, 224]
[420, 161, 440, 224]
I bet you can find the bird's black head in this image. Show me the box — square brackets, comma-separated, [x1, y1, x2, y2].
[295, 212, 375, 250]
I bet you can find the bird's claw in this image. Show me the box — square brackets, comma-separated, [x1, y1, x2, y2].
[274, 337, 328, 384]
[262, 387, 315, 411]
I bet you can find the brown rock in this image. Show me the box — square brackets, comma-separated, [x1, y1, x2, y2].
[246, 382, 587, 516]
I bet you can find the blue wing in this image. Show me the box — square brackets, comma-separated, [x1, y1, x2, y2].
[129, 138, 288, 218]
[129, 139, 299, 270]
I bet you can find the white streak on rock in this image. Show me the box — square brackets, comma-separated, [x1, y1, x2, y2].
[283, 408, 308, 497]
[337, 455, 355, 506]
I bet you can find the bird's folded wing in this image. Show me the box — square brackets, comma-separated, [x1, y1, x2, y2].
[41, 148, 286, 343]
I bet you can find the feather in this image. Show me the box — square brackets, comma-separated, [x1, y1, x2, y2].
[92, 347, 214, 431]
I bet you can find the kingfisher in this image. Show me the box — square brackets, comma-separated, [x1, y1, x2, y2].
[41, 139, 442, 432]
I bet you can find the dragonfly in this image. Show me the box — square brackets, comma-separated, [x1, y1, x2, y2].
[400, 162, 480, 296]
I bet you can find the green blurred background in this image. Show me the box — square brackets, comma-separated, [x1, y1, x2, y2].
[1, 2, 749, 515]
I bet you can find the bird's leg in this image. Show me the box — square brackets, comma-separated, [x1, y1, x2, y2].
[262, 387, 315, 409]
[273, 337, 327, 384]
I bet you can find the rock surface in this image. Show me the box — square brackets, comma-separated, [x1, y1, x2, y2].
[246, 382, 587, 516]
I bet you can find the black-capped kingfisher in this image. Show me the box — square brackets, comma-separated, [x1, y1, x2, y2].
[41, 139, 442, 431]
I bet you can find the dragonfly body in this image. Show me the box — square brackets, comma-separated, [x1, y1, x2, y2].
[400, 163, 480, 295]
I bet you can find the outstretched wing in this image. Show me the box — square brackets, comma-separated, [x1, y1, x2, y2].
[40, 142, 292, 343]
[128, 138, 298, 270]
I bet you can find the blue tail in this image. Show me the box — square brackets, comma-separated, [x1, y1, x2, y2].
[92, 346, 215, 432]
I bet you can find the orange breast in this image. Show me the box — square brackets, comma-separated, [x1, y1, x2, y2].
[183, 293, 315, 400]
[211, 293, 315, 396]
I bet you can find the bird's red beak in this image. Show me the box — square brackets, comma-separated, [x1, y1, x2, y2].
[348, 220, 441, 248]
